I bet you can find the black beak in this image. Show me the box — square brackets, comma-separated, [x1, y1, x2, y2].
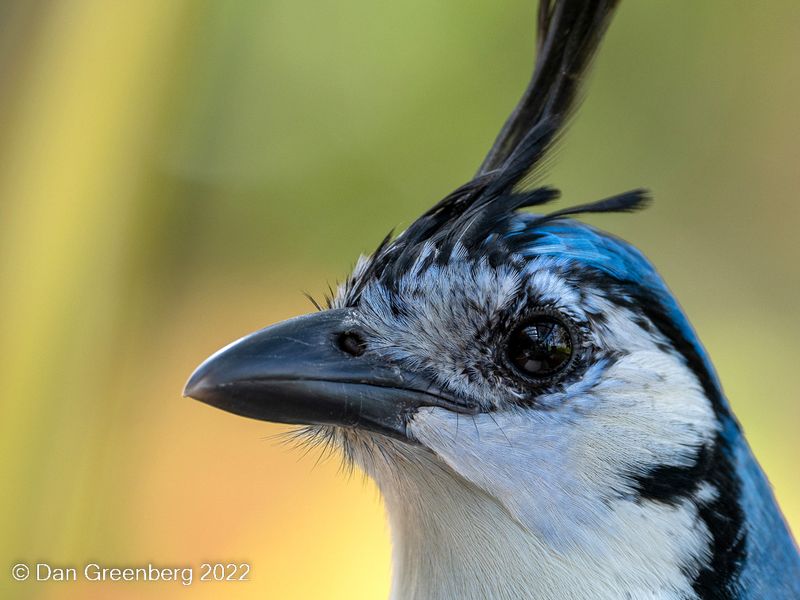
[183, 308, 477, 439]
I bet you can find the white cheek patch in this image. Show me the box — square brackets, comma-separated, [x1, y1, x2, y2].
[408, 346, 717, 554]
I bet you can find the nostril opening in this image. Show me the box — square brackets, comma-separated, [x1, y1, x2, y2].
[337, 331, 366, 357]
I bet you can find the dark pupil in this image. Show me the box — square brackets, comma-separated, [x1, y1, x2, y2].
[508, 318, 572, 377]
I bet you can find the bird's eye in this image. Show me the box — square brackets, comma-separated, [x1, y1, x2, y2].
[506, 316, 573, 379]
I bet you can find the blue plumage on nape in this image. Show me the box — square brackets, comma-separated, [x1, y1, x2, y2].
[185, 1, 800, 598]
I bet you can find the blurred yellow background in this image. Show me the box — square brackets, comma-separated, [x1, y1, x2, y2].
[1, 1, 798, 599]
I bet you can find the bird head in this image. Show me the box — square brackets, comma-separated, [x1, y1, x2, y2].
[184, 2, 799, 598]
[184, 180, 728, 542]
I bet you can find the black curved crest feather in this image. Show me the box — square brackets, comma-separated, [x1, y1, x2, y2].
[478, 0, 621, 185]
[341, 0, 642, 305]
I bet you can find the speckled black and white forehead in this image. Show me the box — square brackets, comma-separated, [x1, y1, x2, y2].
[332, 208, 729, 420]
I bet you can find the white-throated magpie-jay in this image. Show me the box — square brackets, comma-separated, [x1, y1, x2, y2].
[185, 2, 800, 598]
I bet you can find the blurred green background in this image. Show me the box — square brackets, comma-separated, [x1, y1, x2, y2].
[0, 1, 798, 598]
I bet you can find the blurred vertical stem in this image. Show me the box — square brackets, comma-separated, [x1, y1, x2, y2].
[0, 0, 189, 587]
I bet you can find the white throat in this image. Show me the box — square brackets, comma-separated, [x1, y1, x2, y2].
[369, 446, 709, 600]
[378, 452, 551, 600]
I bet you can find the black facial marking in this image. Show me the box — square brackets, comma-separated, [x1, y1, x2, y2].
[605, 278, 746, 599]
[691, 434, 746, 599]
[632, 444, 712, 506]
